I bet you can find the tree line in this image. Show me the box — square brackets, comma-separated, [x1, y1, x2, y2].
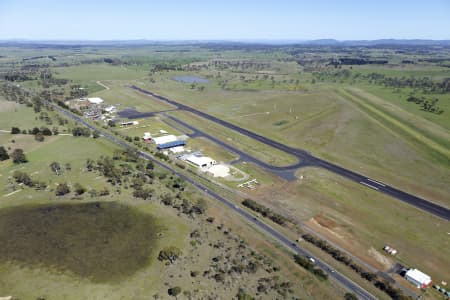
[302, 234, 412, 300]
[242, 199, 288, 226]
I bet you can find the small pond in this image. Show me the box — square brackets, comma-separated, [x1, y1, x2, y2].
[172, 75, 209, 83]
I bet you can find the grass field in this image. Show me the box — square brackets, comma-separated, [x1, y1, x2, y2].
[250, 167, 450, 282]
[187, 136, 238, 162]
[0, 201, 162, 282]
[0, 101, 47, 130]
[92, 81, 176, 112]
[143, 75, 449, 205]
[0, 122, 333, 299]
[115, 116, 182, 139]
[169, 110, 300, 167]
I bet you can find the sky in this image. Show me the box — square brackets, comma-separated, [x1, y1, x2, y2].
[0, 0, 449, 41]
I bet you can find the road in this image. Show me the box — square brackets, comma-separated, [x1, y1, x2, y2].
[47, 101, 377, 300]
[129, 85, 450, 221]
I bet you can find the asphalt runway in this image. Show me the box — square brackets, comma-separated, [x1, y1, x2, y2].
[130, 85, 450, 221]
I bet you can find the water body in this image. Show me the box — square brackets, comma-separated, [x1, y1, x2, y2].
[172, 75, 209, 83]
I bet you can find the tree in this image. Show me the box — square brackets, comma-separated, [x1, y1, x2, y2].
[41, 127, 52, 136]
[11, 148, 27, 164]
[74, 182, 86, 195]
[146, 161, 154, 170]
[56, 182, 70, 196]
[0, 146, 9, 161]
[168, 287, 181, 298]
[193, 198, 207, 214]
[92, 130, 100, 138]
[72, 127, 91, 137]
[13, 170, 33, 186]
[31, 127, 40, 135]
[50, 162, 62, 175]
[11, 127, 21, 134]
[158, 246, 182, 263]
[344, 293, 358, 300]
[35, 132, 45, 142]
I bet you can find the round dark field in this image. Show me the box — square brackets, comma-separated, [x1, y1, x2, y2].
[0, 201, 161, 282]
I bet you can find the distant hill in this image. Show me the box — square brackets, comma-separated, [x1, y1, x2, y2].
[1, 39, 450, 47]
[303, 39, 450, 46]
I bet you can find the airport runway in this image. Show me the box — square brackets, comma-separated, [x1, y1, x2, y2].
[130, 85, 450, 221]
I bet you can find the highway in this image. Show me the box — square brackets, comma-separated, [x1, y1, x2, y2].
[47, 101, 377, 300]
[130, 85, 450, 221]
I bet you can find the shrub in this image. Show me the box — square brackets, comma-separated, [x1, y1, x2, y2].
[11, 127, 21, 134]
[168, 287, 181, 297]
[35, 133, 45, 142]
[56, 183, 70, 196]
[0, 146, 9, 161]
[13, 171, 33, 187]
[11, 148, 27, 164]
[158, 246, 182, 263]
[74, 183, 86, 195]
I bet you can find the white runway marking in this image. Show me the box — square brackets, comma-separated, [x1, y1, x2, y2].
[367, 178, 386, 187]
[360, 181, 379, 190]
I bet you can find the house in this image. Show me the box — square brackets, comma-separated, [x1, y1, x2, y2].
[405, 269, 432, 288]
[185, 155, 216, 168]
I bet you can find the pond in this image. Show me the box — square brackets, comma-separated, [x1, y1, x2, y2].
[172, 75, 209, 83]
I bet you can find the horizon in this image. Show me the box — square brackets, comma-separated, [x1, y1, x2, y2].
[1, 0, 449, 40]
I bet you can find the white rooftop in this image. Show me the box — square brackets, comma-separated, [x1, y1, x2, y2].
[405, 269, 431, 285]
[153, 134, 177, 145]
[143, 132, 152, 139]
[88, 97, 104, 104]
[208, 164, 230, 178]
[169, 146, 185, 153]
[185, 155, 215, 167]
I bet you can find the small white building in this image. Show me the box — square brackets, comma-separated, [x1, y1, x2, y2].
[169, 146, 185, 154]
[143, 132, 152, 140]
[185, 155, 216, 168]
[153, 134, 177, 145]
[120, 121, 139, 126]
[104, 105, 116, 113]
[405, 269, 432, 288]
[88, 97, 104, 105]
[207, 164, 230, 178]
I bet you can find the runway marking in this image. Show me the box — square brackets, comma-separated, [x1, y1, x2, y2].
[367, 178, 386, 187]
[360, 181, 379, 190]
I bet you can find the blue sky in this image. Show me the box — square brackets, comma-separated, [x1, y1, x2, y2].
[0, 0, 449, 40]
